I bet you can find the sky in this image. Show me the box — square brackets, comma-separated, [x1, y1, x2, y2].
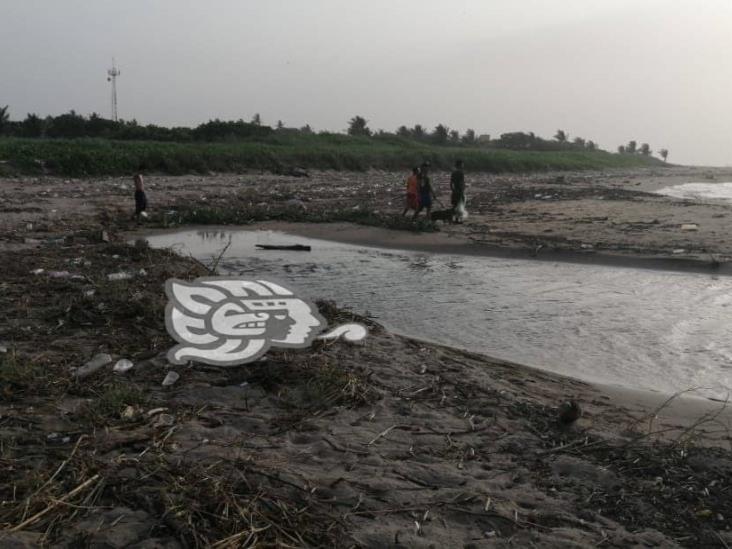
[2, 0, 732, 166]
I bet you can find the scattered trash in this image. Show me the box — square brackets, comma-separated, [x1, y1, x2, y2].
[147, 407, 168, 417]
[107, 272, 133, 281]
[100, 230, 110, 242]
[113, 358, 134, 374]
[31, 268, 44, 275]
[672, 249, 686, 254]
[580, 243, 594, 249]
[49, 271, 72, 279]
[83, 289, 95, 298]
[46, 433, 71, 444]
[152, 413, 175, 428]
[138, 268, 147, 276]
[24, 238, 42, 245]
[681, 224, 699, 231]
[121, 405, 138, 420]
[162, 371, 180, 386]
[0, 344, 7, 354]
[73, 353, 112, 379]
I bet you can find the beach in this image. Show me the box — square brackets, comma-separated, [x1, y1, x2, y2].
[1, 167, 732, 547]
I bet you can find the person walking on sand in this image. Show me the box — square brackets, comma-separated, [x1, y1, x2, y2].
[413, 162, 436, 220]
[133, 172, 148, 222]
[402, 166, 421, 216]
[450, 159, 467, 223]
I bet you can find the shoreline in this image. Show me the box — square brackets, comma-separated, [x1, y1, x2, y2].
[135, 223, 732, 412]
[136, 221, 732, 276]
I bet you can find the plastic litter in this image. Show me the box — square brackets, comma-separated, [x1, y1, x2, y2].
[113, 358, 134, 374]
[162, 371, 180, 386]
[73, 353, 112, 379]
[107, 272, 133, 281]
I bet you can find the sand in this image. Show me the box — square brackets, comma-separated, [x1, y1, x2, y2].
[1, 167, 732, 547]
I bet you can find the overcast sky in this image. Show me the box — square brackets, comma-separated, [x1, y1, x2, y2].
[2, 0, 731, 165]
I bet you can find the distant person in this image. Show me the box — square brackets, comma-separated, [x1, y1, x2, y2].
[133, 172, 148, 221]
[413, 162, 436, 220]
[450, 159, 467, 223]
[402, 166, 420, 216]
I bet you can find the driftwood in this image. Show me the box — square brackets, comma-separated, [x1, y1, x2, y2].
[255, 244, 311, 251]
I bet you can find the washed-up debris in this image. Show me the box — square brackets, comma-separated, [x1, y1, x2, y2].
[0, 344, 7, 353]
[24, 238, 42, 245]
[681, 223, 699, 231]
[113, 358, 134, 374]
[673, 249, 686, 254]
[147, 407, 168, 417]
[152, 413, 175, 428]
[49, 270, 71, 279]
[162, 371, 180, 386]
[83, 289, 95, 298]
[46, 432, 71, 444]
[580, 243, 594, 249]
[107, 272, 133, 281]
[557, 400, 582, 425]
[73, 353, 112, 379]
[30, 268, 44, 275]
[121, 406, 138, 420]
[256, 244, 311, 251]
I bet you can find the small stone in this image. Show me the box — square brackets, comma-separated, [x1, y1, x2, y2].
[113, 358, 134, 374]
[162, 371, 180, 386]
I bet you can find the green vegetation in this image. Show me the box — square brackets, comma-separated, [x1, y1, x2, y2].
[0, 135, 661, 177]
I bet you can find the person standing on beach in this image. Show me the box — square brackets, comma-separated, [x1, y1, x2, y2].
[413, 162, 436, 220]
[133, 172, 148, 221]
[402, 166, 421, 216]
[450, 159, 466, 223]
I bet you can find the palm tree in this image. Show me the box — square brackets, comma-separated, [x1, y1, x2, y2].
[554, 129, 568, 143]
[0, 105, 9, 134]
[659, 148, 669, 162]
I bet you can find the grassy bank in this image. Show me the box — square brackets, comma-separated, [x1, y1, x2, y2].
[0, 135, 663, 177]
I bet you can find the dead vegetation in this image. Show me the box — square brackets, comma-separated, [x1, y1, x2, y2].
[1, 225, 731, 547]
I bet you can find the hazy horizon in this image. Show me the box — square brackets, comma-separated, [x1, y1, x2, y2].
[3, 0, 731, 166]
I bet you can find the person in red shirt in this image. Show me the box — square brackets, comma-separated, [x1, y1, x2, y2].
[402, 166, 420, 216]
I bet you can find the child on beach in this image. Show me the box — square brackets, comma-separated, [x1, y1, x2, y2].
[133, 173, 148, 221]
[402, 166, 420, 216]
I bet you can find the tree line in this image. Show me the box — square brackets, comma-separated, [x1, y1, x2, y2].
[0, 105, 667, 158]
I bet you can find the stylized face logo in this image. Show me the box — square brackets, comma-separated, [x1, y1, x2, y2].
[164, 277, 365, 367]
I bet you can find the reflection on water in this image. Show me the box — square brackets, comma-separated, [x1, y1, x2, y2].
[146, 228, 732, 398]
[656, 182, 732, 203]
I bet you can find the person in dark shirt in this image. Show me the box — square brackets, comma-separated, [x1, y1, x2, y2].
[133, 173, 148, 221]
[450, 160, 466, 223]
[413, 162, 436, 220]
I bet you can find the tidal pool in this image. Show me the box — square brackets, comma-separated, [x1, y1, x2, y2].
[146, 228, 732, 398]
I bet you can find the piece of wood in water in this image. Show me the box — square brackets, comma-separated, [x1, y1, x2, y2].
[255, 244, 311, 251]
